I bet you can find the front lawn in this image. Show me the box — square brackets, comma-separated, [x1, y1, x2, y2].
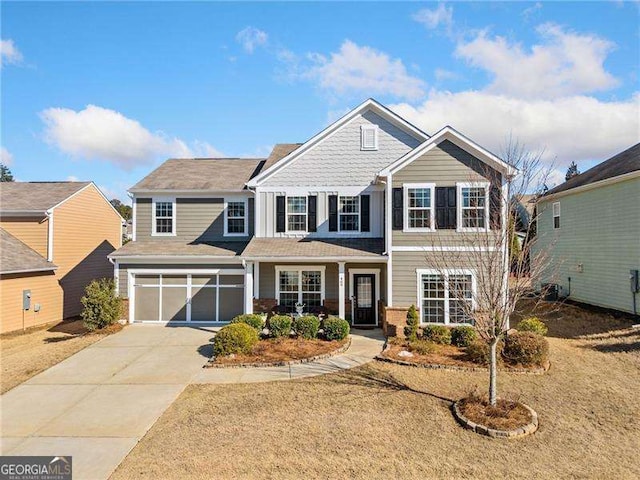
[112, 302, 640, 479]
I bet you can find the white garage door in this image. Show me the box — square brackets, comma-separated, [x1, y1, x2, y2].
[132, 273, 244, 323]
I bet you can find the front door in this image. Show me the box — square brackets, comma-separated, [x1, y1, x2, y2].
[353, 274, 376, 326]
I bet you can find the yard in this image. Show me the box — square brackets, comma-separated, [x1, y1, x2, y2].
[0, 319, 121, 393]
[112, 301, 640, 480]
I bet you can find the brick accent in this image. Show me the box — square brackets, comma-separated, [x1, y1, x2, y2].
[254, 298, 277, 314]
[382, 305, 409, 338]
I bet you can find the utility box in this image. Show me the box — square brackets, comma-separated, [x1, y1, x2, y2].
[22, 290, 31, 310]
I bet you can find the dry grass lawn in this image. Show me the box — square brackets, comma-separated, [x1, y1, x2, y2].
[112, 302, 640, 480]
[0, 319, 121, 393]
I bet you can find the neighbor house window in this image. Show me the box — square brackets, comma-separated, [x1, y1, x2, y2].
[339, 196, 360, 232]
[287, 196, 307, 232]
[360, 125, 378, 151]
[276, 266, 324, 308]
[153, 198, 175, 235]
[403, 183, 435, 231]
[458, 183, 489, 231]
[224, 199, 247, 236]
[553, 202, 560, 229]
[417, 269, 475, 325]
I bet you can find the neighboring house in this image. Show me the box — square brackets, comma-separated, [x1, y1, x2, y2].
[109, 99, 515, 334]
[533, 143, 640, 315]
[0, 182, 123, 333]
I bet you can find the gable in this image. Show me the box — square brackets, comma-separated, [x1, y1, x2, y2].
[261, 110, 422, 187]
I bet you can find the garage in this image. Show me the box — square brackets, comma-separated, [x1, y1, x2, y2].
[130, 271, 245, 323]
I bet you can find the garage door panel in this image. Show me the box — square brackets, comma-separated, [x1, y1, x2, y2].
[134, 287, 159, 321]
[191, 285, 217, 322]
[219, 287, 244, 321]
[161, 286, 188, 321]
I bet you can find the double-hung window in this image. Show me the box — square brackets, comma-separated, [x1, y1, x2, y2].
[553, 202, 560, 229]
[287, 196, 307, 232]
[276, 266, 324, 308]
[224, 199, 247, 236]
[417, 269, 475, 325]
[404, 183, 435, 231]
[458, 183, 489, 231]
[339, 196, 360, 232]
[153, 198, 175, 236]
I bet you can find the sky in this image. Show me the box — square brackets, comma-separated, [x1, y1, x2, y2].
[1, 1, 639, 202]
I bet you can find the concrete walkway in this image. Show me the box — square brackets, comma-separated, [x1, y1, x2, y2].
[0, 325, 383, 479]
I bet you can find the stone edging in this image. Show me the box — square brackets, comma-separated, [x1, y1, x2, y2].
[205, 337, 352, 369]
[452, 400, 539, 438]
[375, 343, 549, 375]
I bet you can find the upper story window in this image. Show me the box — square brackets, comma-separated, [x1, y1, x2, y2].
[339, 196, 360, 232]
[287, 196, 307, 232]
[152, 197, 176, 236]
[224, 198, 247, 236]
[553, 202, 560, 229]
[403, 183, 435, 232]
[457, 183, 489, 232]
[360, 125, 378, 151]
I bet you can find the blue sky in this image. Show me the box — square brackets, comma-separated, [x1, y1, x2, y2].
[2, 1, 639, 202]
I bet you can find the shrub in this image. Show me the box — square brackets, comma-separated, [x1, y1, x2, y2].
[230, 314, 265, 332]
[465, 339, 504, 366]
[451, 326, 477, 348]
[422, 325, 451, 345]
[323, 317, 350, 341]
[293, 315, 320, 339]
[503, 331, 549, 367]
[213, 323, 259, 357]
[516, 317, 548, 336]
[404, 305, 419, 341]
[268, 315, 293, 339]
[408, 339, 436, 355]
[81, 278, 122, 331]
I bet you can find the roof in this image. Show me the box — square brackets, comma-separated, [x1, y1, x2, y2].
[242, 237, 386, 259]
[545, 143, 640, 196]
[109, 240, 248, 258]
[0, 181, 91, 213]
[0, 228, 57, 274]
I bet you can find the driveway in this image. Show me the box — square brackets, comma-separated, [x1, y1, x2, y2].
[0, 325, 383, 479]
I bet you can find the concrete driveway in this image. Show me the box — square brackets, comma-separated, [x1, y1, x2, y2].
[0, 325, 216, 480]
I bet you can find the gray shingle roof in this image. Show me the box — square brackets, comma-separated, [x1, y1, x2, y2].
[546, 143, 640, 196]
[0, 228, 57, 274]
[261, 143, 302, 172]
[0, 182, 91, 213]
[242, 237, 386, 259]
[109, 240, 248, 258]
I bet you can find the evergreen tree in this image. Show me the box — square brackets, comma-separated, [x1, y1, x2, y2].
[0, 164, 14, 182]
[565, 161, 580, 181]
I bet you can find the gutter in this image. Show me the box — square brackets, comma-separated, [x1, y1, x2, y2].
[540, 170, 640, 202]
[1, 266, 58, 275]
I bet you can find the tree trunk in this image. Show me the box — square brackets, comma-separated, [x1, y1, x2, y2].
[489, 339, 498, 405]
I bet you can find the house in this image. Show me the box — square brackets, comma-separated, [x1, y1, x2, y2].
[0, 182, 123, 333]
[109, 99, 516, 334]
[533, 143, 640, 315]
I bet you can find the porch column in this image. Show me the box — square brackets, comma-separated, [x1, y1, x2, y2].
[244, 261, 254, 314]
[338, 262, 346, 319]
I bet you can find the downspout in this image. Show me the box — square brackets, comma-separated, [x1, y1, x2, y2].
[45, 209, 54, 262]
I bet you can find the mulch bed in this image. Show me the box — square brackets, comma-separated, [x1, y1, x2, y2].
[457, 395, 533, 431]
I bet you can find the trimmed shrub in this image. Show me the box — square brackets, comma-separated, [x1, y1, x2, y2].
[404, 305, 419, 341]
[323, 317, 350, 341]
[81, 278, 122, 331]
[503, 331, 549, 367]
[230, 314, 265, 332]
[451, 326, 477, 348]
[516, 317, 548, 336]
[422, 325, 451, 345]
[213, 323, 259, 357]
[408, 339, 436, 356]
[268, 315, 293, 339]
[465, 339, 504, 366]
[293, 315, 321, 339]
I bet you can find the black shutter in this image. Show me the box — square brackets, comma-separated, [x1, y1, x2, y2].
[308, 196, 317, 232]
[436, 187, 457, 229]
[360, 195, 370, 232]
[328, 195, 338, 232]
[392, 187, 403, 230]
[489, 185, 501, 230]
[276, 196, 286, 233]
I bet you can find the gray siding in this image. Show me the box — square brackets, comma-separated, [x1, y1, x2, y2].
[262, 111, 421, 187]
[533, 177, 640, 314]
[258, 262, 339, 299]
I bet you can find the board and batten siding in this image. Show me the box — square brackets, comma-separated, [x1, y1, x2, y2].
[261, 111, 421, 187]
[534, 177, 640, 314]
[0, 216, 49, 258]
[135, 196, 254, 241]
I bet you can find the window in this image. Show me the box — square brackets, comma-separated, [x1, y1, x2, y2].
[276, 267, 325, 308]
[287, 196, 307, 232]
[403, 183, 435, 231]
[458, 183, 489, 231]
[339, 196, 360, 232]
[153, 198, 175, 235]
[360, 125, 378, 151]
[553, 202, 560, 229]
[417, 269, 475, 325]
[224, 199, 247, 236]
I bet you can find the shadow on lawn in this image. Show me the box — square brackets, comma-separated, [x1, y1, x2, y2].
[580, 329, 640, 354]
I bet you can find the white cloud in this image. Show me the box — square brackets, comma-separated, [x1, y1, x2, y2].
[434, 68, 459, 82]
[40, 105, 222, 170]
[522, 2, 543, 20]
[412, 3, 453, 31]
[0, 147, 13, 166]
[0, 39, 23, 67]
[236, 27, 268, 53]
[301, 40, 426, 100]
[455, 23, 619, 99]
[66, 175, 79, 181]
